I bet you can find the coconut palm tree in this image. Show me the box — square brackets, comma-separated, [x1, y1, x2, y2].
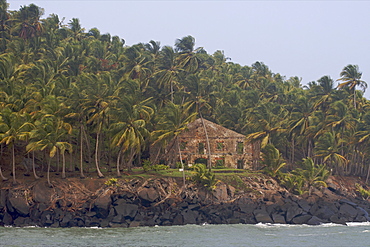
[0, 108, 33, 184]
[152, 100, 197, 186]
[27, 114, 72, 186]
[337, 64, 367, 109]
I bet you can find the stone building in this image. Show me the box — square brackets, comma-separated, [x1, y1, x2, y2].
[163, 118, 253, 169]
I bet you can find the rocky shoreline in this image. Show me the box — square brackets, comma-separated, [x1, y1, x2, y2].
[0, 176, 369, 227]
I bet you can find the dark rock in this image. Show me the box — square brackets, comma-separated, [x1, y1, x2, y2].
[254, 209, 273, 223]
[0, 190, 7, 209]
[286, 205, 303, 223]
[356, 206, 370, 221]
[182, 209, 198, 224]
[307, 216, 326, 225]
[129, 221, 140, 227]
[238, 198, 257, 214]
[60, 212, 73, 227]
[339, 199, 357, 207]
[32, 182, 53, 204]
[109, 222, 128, 228]
[292, 214, 311, 224]
[173, 214, 184, 225]
[227, 185, 236, 198]
[329, 214, 347, 225]
[272, 213, 286, 224]
[297, 199, 311, 212]
[8, 196, 30, 216]
[94, 193, 112, 218]
[114, 203, 138, 219]
[339, 204, 358, 218]
[314, 206, 335, 220]
[138, 187, 159, 202]
[40, 211, 54, 226]
[85, 217, 100, 227]
[2, 212, 13, 225]
[213, 183, 228, 201]
[111, 214, 124, 223]
[227, 218, 241, 224]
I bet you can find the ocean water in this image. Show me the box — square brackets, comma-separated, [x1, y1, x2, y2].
[0, 223, 369, 247]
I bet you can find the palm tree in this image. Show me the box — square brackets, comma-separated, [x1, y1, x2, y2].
[0, 108, 33, 184]
[27, 114, 72, 186]
[10, 3, 44, 40]
[337, 64, 367, 109]
[111, 96, 153, 175]
[152, 101, 197, 187]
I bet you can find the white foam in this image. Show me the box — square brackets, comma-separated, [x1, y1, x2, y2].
[346, 222, 370, 226]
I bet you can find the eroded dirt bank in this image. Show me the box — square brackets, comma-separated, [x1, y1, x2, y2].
[0, 175, 369, 227]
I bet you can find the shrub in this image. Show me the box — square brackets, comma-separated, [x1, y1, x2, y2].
[192, 163, 219, 190]
[105, 178, 118, 186]
[151, 164, 169, 171]
[355, 184, 370, 199]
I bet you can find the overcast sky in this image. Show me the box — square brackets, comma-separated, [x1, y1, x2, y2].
[10, 0, 370, 98]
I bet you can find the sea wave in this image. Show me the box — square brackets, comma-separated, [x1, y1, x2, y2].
[346, 222, 370, 226]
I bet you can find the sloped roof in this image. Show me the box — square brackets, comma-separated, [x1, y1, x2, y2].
[180, 118, 245, 139]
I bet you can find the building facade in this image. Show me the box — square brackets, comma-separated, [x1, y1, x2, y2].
[165, 118, 253, 169]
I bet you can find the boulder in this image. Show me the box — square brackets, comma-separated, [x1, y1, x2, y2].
[9, 196, 30, 216]
[297, 199, 311, 212]
[292, 214, 311, 224]
[2, 212, 13, 225]
[114, 203, 138, 219]
[307, 216, 326, 225]
[339, 203, 358, 218]
[272, 213, 286, 224]
[0, 190, 7, 209]
[32, 182, 53, 204]
[254, 209, 273, 223]
[213, 183, 228, 201]
[181, 209, 198, 224]
[138, 187, 159, 202]
[60, 212, 73, 227]
[173, 214, 184, 225]
[94, 192, 112, 218]
[314, 206, 335, 220]
[286, 205, 303, 223]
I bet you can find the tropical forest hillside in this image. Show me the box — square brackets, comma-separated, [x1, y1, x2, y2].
[0, 1, 369, 189]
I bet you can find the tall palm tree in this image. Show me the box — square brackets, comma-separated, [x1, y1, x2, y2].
[337, 64, 367, 109]
[152, 101, 197, 186]
[27, 114, 72, 186]
[0, 108, 33, 184]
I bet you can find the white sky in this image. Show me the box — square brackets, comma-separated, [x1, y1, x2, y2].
[10, 0, 370, 98]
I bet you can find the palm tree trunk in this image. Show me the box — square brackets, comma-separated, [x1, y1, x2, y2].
[366, 163, 370, 184]
[69, 136, 73, 172]
[80, 124, 85, 178]
[116, 148, 122, 177]
[82, 125, 92, 173]
[0, 144, 8, 181]
[61, 151, 66, 179]
[32, 151, 40, 179]
[199, 113, 212, 171]
[126, 148, 136, 172]
[95, 126, 104, 178]
[177, 139, 186, 188]
[12, 144, 16, 184]
[0, 166, 7, 181]
[47, 157, 52, 187]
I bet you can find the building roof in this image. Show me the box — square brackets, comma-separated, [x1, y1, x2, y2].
[180, 118, 245, 139]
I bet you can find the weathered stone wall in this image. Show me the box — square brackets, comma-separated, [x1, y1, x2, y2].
[0, 178, 369, 227]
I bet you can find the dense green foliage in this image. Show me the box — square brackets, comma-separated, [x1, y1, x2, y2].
[0, 1, 369, 185]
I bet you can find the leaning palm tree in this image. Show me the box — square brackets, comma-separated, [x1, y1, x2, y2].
[337, 64, 367, 109]
[27, 115, 72, 186]
[0, 108, 33, 184]
[152, 101, 197, 187]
